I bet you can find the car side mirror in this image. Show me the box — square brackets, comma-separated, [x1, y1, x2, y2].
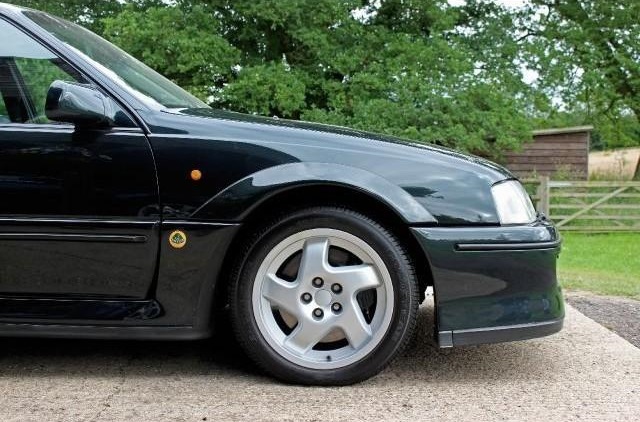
[45, 80, 115, 127]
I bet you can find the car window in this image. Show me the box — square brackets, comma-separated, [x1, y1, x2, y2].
[0, 96, 8, 123]
[0, 18, 86, 124]
[0, 19, 136, 127]
[15, 57, 82, 123]
[24, 11, 208, 110]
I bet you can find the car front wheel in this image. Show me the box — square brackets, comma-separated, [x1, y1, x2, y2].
[229, 207, 419, 385]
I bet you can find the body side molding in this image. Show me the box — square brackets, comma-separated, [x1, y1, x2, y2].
[0, 233, 147, 243]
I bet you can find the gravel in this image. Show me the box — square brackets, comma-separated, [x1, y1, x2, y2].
[566, 290, 640, 348]
[0, 301, 639, 422]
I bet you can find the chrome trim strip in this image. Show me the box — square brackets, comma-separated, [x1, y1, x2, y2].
[455, 239, 562, 251]
[0, 218, 158, 225]
[439, 317, 564, 348]
[0, 124, 144, 134]
[0, 233, 147, 243]
[162, 220, 239, 227]
[0, 218, 235, 227]
[452, 318, 563, 335]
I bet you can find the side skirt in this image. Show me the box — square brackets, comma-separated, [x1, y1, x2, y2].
[0, 322, 210, 340]
[0, 297, 163, 321]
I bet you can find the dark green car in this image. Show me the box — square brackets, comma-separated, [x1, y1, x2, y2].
[0, 3, 563, 385]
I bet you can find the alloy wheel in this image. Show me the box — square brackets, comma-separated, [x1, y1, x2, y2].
[252, 228, 395, 369]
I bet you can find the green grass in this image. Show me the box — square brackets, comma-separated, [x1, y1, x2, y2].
[558, 233, 640, 299]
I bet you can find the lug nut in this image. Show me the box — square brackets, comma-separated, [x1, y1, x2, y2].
[331, 303, 342, 313]
[313, 308, 324, 319]
[312, 277, 324, 288]
[331, 283, 342, 294]
[301, 292, 312, 303]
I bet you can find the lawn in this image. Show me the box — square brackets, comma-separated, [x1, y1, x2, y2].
[558, 232, 640, 299]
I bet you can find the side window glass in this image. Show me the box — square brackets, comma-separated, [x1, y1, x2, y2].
[0, 19, 134, 127]
[0, 19, 83, 124]
[0, 96, 8, 123]
[15, 57, 83, 123]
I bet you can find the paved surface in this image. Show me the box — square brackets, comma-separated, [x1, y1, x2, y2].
[566, 290, 640, 348]
[1, 302, 639, 422]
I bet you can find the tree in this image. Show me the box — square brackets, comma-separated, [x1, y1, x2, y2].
[215, 0, 535, 157]
[6, 0, 125, 32]
[101, 4, 239, 100]
[4, 0, 537, 156]
[522, 0, 640, 148]
[14, 1, 639, 155]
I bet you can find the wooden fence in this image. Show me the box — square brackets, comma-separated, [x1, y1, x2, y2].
[524, 177, 640, 232]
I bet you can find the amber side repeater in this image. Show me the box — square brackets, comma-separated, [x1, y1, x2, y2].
[190, 169, 202, 181]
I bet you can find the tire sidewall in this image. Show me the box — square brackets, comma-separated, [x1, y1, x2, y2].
[231, 207, 417, 385]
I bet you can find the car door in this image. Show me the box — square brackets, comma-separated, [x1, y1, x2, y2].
[0, 18, 160, 300]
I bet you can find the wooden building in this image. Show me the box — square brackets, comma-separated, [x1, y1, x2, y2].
[504, 126, 592, 180]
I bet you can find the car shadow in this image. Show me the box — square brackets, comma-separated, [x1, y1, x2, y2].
[0, 312, 259, 379]
[0, 302, 562, 384]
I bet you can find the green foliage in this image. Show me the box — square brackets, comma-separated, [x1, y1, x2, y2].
[5, 0, 125, 32]
[222, 63, 307, 118]
[6, 0, 640, 154]
[101, 5, 239, 100]
[523, 0, 640, 150]
[15, 58, 79, 120]
[214, 0, 533, 157]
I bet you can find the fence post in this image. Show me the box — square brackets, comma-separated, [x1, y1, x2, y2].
[537, 175, 550, 216]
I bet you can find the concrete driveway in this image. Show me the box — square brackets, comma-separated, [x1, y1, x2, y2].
[1, 302, 638, 422]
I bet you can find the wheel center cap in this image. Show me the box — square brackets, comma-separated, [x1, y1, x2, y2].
[315, 289, 332, 306]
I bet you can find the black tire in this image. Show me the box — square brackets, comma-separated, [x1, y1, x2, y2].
[228, 207, 419, 385]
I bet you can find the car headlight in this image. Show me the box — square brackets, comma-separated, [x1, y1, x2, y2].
[491, 180, 537, 225]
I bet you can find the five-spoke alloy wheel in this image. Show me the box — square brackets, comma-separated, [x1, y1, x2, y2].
[253, 228, 394, 369]
[229, 207, 419, 385]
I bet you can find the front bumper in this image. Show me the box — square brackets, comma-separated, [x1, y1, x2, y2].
[411, 220, 564, 348]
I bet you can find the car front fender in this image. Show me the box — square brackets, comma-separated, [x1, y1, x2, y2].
[191, 162, 437, 224]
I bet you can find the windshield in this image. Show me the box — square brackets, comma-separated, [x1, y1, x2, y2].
[23, 11, 208, 110]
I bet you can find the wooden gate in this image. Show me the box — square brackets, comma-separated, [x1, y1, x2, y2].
[527, 177, 640, 232]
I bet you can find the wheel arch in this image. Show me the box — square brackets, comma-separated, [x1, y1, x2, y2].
[191, 162, 436, 224]
[212, 181, 436, 312]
